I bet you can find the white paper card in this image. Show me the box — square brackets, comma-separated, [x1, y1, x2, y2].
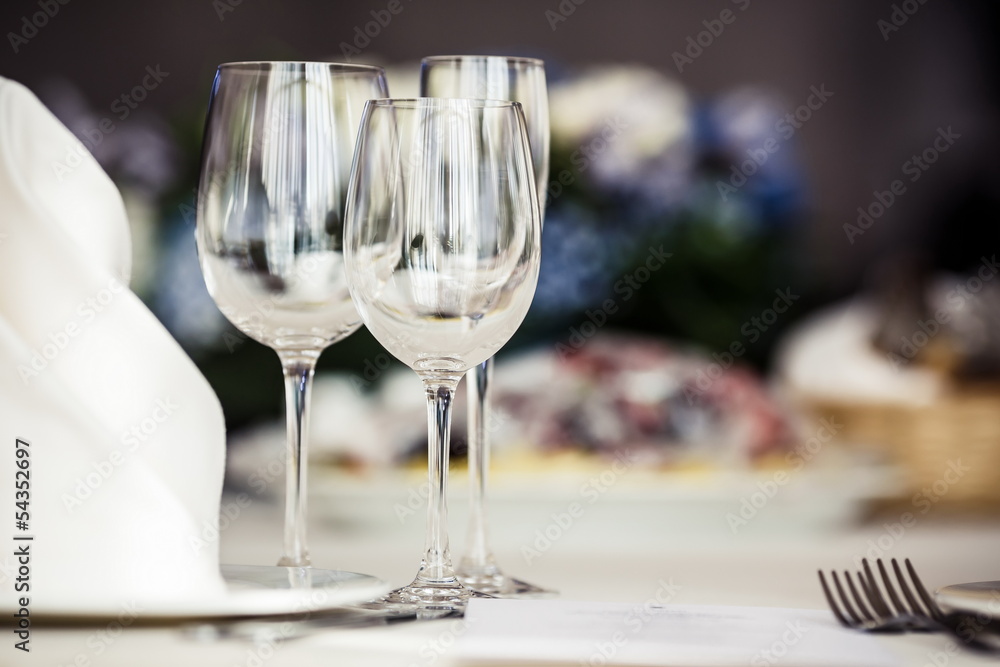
[458, 599, 899, 667]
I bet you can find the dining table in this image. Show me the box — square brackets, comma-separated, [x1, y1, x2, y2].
[23, 469, 1000, 667]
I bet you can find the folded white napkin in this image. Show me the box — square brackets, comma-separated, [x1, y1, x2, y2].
[0, 76, 227, 612]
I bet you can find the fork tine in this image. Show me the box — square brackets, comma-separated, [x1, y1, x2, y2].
[904, 559, 946, 622]
[843, 570, 877, 623]
[891, 558, 929, 618]
[860, 560, 893, 618]
[876, 559, 909, 615]
[819, 570, 853, 628]
[832, 571, 865, 626]
[858, 568, 892, 619]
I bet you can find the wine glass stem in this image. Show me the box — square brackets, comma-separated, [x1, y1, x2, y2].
[418, 380, 461, 583]
[278, 353, 318, 568]
[463, 359, 496, 573]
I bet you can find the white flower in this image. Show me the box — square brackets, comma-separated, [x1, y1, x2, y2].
[549, 64, 691, 173]
[711, 86, 788, 150]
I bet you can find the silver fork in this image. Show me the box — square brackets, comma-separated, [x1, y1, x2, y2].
[818, 558, 1000, 653]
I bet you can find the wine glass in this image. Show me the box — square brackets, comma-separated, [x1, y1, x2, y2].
[420, 55, 552, 597]
[344, 98, 541, 611]
[196, 61, 388, 576]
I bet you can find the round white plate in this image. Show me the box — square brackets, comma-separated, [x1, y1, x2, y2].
[936, 580, 1000, 616]
[22, 565, 390, 621]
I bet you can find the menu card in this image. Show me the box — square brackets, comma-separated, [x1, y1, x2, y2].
[457, 599, 899, 666]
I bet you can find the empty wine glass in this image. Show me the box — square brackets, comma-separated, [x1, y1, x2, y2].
[344, 98, 541, 612]
[421, 55, 552, 597]
[196, 61, 388, 574]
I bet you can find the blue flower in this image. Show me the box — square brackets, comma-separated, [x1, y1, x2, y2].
[151, 216, 228, 351]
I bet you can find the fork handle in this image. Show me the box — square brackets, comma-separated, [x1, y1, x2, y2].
[941, 612, 1000, 653]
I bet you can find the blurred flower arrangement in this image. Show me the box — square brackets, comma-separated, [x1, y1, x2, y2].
[527, 65, 804, 362]
[40, 61, 809, 465]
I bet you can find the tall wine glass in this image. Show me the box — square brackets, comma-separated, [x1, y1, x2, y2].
[344, 98, 541, 612]
[420, 55, 551, 597]
[196, 62, 388, 572]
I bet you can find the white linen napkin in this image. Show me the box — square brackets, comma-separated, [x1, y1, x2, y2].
[0, 76, 227, 612]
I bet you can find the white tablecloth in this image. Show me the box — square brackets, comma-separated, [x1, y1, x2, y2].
[24, 475, 1000, 667]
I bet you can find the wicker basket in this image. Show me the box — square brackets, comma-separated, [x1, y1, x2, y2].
[802, 387, 1000, 508]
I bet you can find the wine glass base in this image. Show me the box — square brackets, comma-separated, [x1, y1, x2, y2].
[357, 578, 494, 617]
[223, 564, 383, 592]
[458, 571, 557, 598]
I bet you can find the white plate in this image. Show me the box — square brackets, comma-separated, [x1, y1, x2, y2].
[936, 580, 1000, 615]
[22, 565, 390, 621]
[308, 461, 903, 539]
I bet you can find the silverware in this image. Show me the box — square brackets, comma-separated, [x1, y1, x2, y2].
[818, 558, 1000, 653]
[182, 606, 462, 643]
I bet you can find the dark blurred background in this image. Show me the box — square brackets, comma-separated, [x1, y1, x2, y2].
[2, 0, 999, 439]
